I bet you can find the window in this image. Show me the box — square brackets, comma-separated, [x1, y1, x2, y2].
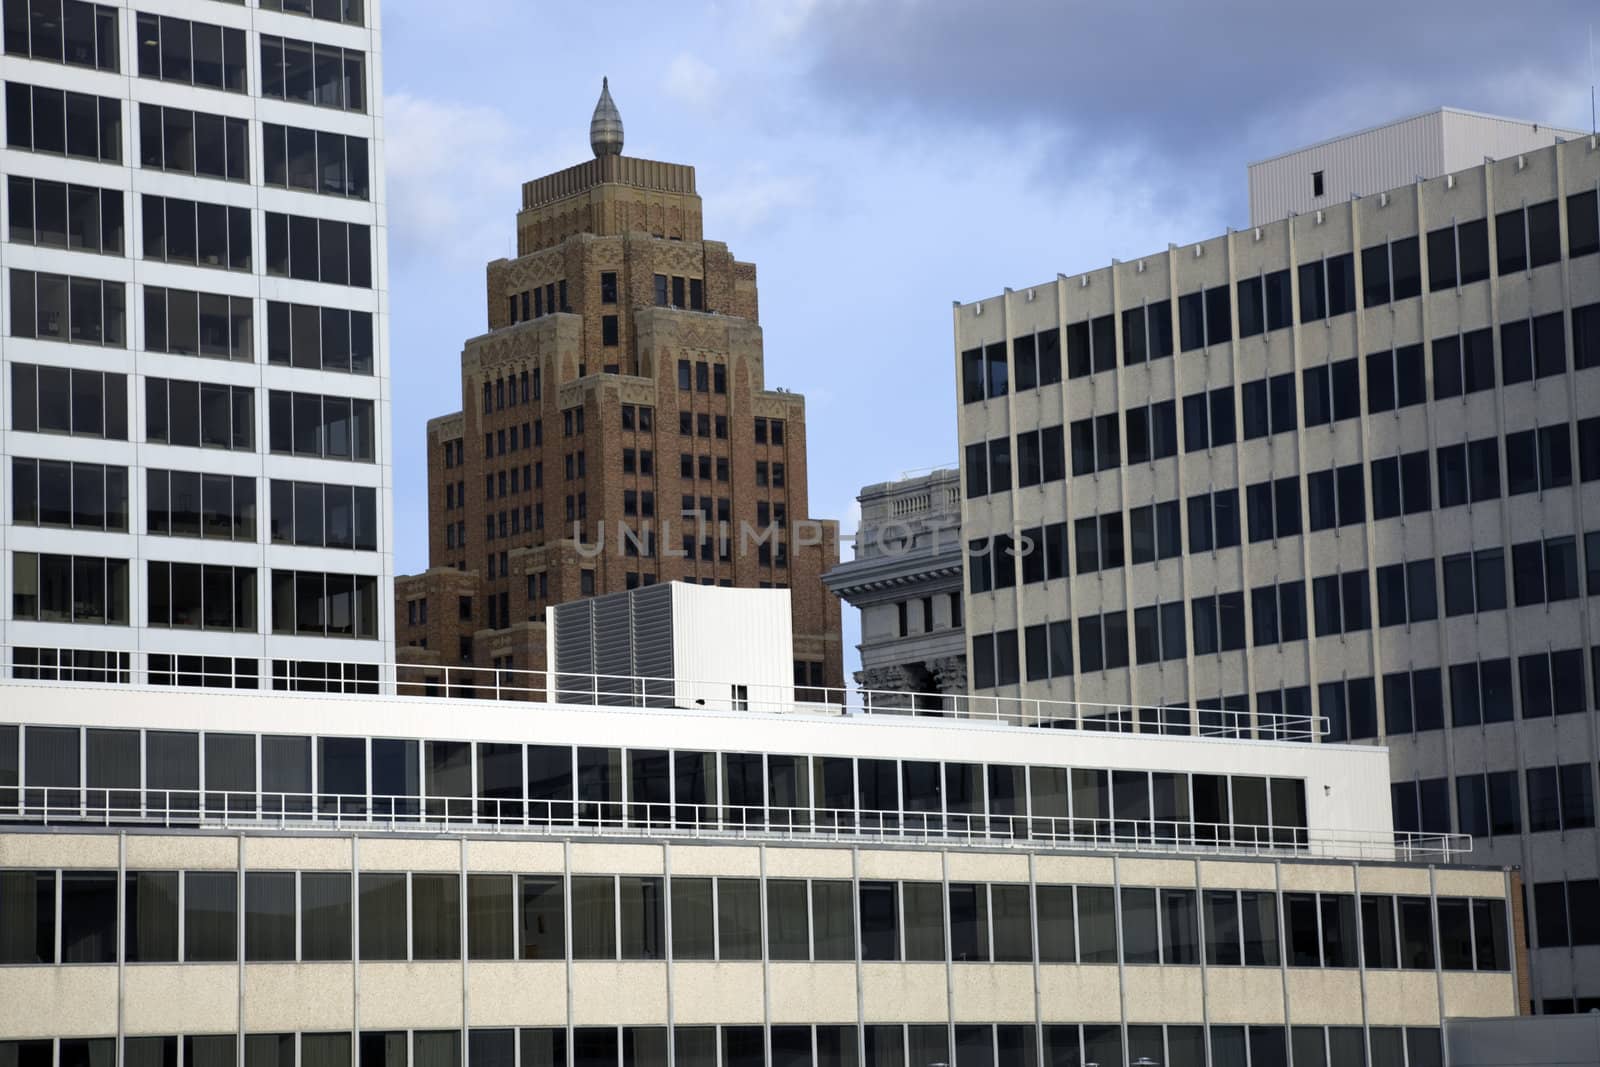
[1124, 401, 1177, 464]
[1369, 450, 1432, 521]
[263, 123, 369, 198]
[1511, 536, 1580, 606]
[1504, 425, 1572, 496]
[1496, 201, 1539, 275]
[1241, 373, 1296, 439]
[1133, 602, 1187, 664]
[1251, 581, 1306, 646]
[269, 570, 380, 639]
[1383, 668, 1444, 734]
[4, 0, 119, 69]
[266, 302, 375, 373]
[59, 871, 116, 963]
[1518, 648, 1585, 718]
[1298, 254, 1355, 322]
[1128, 502, 1181, 564]
[1181, 386, 1236, 453]
[1073, 515, 1124, 575]
[1174, 285, 1230, 352]
[1311, 170, 1324, 197]
[4, 81, 122, 161]
[146, 378, 254, 451]
[141, 105, 245, 190]
[136, 13, 245, 90]
[9, 270, 126, 347]
[1528, 764, 1595, 832]
[1448, 658, 1515, 727]
[146, 470, 254, 541]
[1305, 464, 1366, 531]
[1500, 313, 1567, 385]
[1426, 221, 1490, 290]
[11, 363, 128, 438]
[1363, 235, 1422, 306]
[1186, 490, 1240, 553]
[1191, 592, 1246, 655]
[147, 562, 255, 631]
[1065, 314, 1117, 374]
[141, 194, 251, 271]
[1240, 269, 1294, 337]
[1435, 438, 1501, 507]
[260, 35, 365, 110]
[1069, 414, 1120, 474]
[176, 871, 235, 962]
[1312, 570, 1370, 636]
[1076, 611, 1129, 672]
[267, 391, 376, 461]
[269, 481, 378, 550]
[8, 176, 123, 254]
[1432, 328, 1497, 400]
[261, 0, 364, 24]
[12, 458, 128, 532]
[1375, 561, 1437, 627]
[1119, 301, 1172, 362]
[1013, 425, 1065, 487]
[1302, 358, 1360, 427]
[1246, 477, 1301, 543]
[139, 288, 251, 363]
[1500, 199, 1562, 272]
[410, 873, 460, 960]
[1535, 880, 1600, 948]
[264, 212, 372, 287]
[1359, 344, 1420, 414]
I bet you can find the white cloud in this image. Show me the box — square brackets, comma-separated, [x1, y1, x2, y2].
[708, 169, 818, 233]
[663, 53, 721, 108]
[383, 92, 567, 267]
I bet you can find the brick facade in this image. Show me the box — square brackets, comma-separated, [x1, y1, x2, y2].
[395, 138, 842, 696]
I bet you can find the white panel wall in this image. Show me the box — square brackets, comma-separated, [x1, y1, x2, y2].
[670, 583, 794, 711]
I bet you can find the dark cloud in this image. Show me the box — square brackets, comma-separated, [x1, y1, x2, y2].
[793, 0, 1597, 208]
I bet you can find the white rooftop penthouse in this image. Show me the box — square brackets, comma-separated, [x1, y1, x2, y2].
[1, 648, 1424, 863]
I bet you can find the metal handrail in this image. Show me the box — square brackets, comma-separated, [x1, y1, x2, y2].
[2, 644, 1332, 742]
[4, 788, 1472, 863]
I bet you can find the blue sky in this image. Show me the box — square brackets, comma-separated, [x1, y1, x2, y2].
[380, 0, 1598, 676]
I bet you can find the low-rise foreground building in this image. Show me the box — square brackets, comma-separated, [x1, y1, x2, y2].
[0, 632, 1525, 1067]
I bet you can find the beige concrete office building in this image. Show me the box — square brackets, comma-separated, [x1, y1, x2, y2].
[954, 127, 1600, 1011]
[0, 671, 1524, 1067]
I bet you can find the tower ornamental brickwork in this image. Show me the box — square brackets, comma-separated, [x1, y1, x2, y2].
[395, 81, 843, 695]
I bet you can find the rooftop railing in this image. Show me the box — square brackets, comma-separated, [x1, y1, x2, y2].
[3, 789, 1471, 864]
[3, 645, 1331, 743]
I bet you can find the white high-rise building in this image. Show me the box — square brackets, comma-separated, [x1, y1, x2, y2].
[0, 0, 393, 690]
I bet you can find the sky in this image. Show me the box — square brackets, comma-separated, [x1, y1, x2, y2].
[380, 0, 1599, 678]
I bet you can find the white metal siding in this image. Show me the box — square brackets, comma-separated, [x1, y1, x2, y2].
[1248, 109, 1587, 226]
[1248, 111, 1445, 226]
[1440, 111, 1583, 176]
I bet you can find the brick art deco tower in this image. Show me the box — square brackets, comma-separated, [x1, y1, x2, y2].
[395, 79, 843, 695]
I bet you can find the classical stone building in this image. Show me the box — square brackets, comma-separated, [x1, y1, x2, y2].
[394, 81, 842, 695]
[824, 470, 966, 709]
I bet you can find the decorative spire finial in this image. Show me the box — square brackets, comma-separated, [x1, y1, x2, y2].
[590, 77, 623, 158]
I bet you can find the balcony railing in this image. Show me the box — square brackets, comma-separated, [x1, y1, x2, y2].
[3, 644, 1331, 742]
[2, 788, 1472, 863]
